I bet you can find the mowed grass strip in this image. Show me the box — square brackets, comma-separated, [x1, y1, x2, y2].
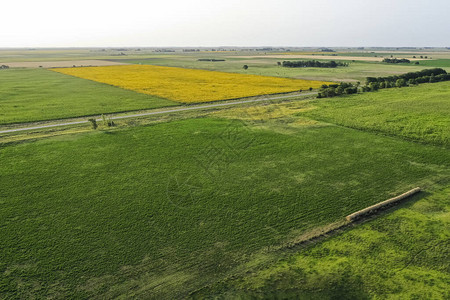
[0, 69, 177, 125]
[1, 117, 448, 298]
[51, 65, 332, 103]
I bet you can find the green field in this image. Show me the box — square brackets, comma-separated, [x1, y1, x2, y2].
[190, 81, 450, 299]
[0, 68, 177, 124]
[303, 81, 450, 146]
[416, 59, 450, 68]
[1, 95, 449, 298]
[197, 186, 449, 299]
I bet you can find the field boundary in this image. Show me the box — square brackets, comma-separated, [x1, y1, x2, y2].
[346, 187, 421, 221]
[288, 188, 422, 248]
[281, 188, 422, 252]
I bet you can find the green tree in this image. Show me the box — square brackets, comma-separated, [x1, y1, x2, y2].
[429, 74, 436, 83]
[369, 82, 379, 91]
[396, 79, 406, 87]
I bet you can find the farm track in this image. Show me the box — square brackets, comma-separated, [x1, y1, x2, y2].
[0, 92, 316, 134]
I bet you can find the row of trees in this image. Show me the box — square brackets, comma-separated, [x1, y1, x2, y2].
[0, 65, 9, 69]
[366, 68, 447, 85]
[281, 60, 348, 68]
[382, 58, 410, 63]
[318, 82, 358, 98]
[318, 68, 450, 98]
[363, 73, 450, 91]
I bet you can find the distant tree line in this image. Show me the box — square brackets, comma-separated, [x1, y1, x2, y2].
[0, 65, 9, 69]
[382, 58, 410, 64]
[154, 49, 175, 53]
[197, 59, 226, 62]
[282, 60, 348, 68]
[318, 68, 450, 98]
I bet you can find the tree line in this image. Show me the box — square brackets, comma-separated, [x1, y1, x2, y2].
[382, 58, 410, 64]
[281, 60, 348, 68]
[318, 68, 450, 98]
[366, 68, 449, 86]
[318, 82, 358, 98]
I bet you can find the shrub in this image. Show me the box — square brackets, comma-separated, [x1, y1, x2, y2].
[396, 79, 407, 87]
[88, 118, 98, 130]
[102, 114, 115, 127]
[382, 58, 410, 64]
[282, 60, 348, 68]
[344, 87, 357, 94]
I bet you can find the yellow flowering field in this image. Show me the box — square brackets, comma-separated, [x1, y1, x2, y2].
[52, 65, 332, 103]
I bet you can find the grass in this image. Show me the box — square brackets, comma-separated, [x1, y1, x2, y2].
[416, 59, 450, 68]
[190, 82, 450, 299]
[1, 107, 449, 298]
[0, 68, 177, 124]
[197, 186, 449, 299]
[303, 81, 450, 146]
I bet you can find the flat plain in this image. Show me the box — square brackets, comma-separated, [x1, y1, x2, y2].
[0, 48, 449, 299]
[110, 55, 443, 82]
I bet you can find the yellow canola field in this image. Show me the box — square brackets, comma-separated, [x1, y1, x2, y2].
[52, 65, 332, 103]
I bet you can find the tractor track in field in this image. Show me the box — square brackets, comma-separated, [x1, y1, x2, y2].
[0, 92, 316, 134]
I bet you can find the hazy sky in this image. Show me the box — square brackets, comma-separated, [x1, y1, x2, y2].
[1, 0, 449, 47]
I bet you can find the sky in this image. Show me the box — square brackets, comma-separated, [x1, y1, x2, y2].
[1, 0, 449, 47]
